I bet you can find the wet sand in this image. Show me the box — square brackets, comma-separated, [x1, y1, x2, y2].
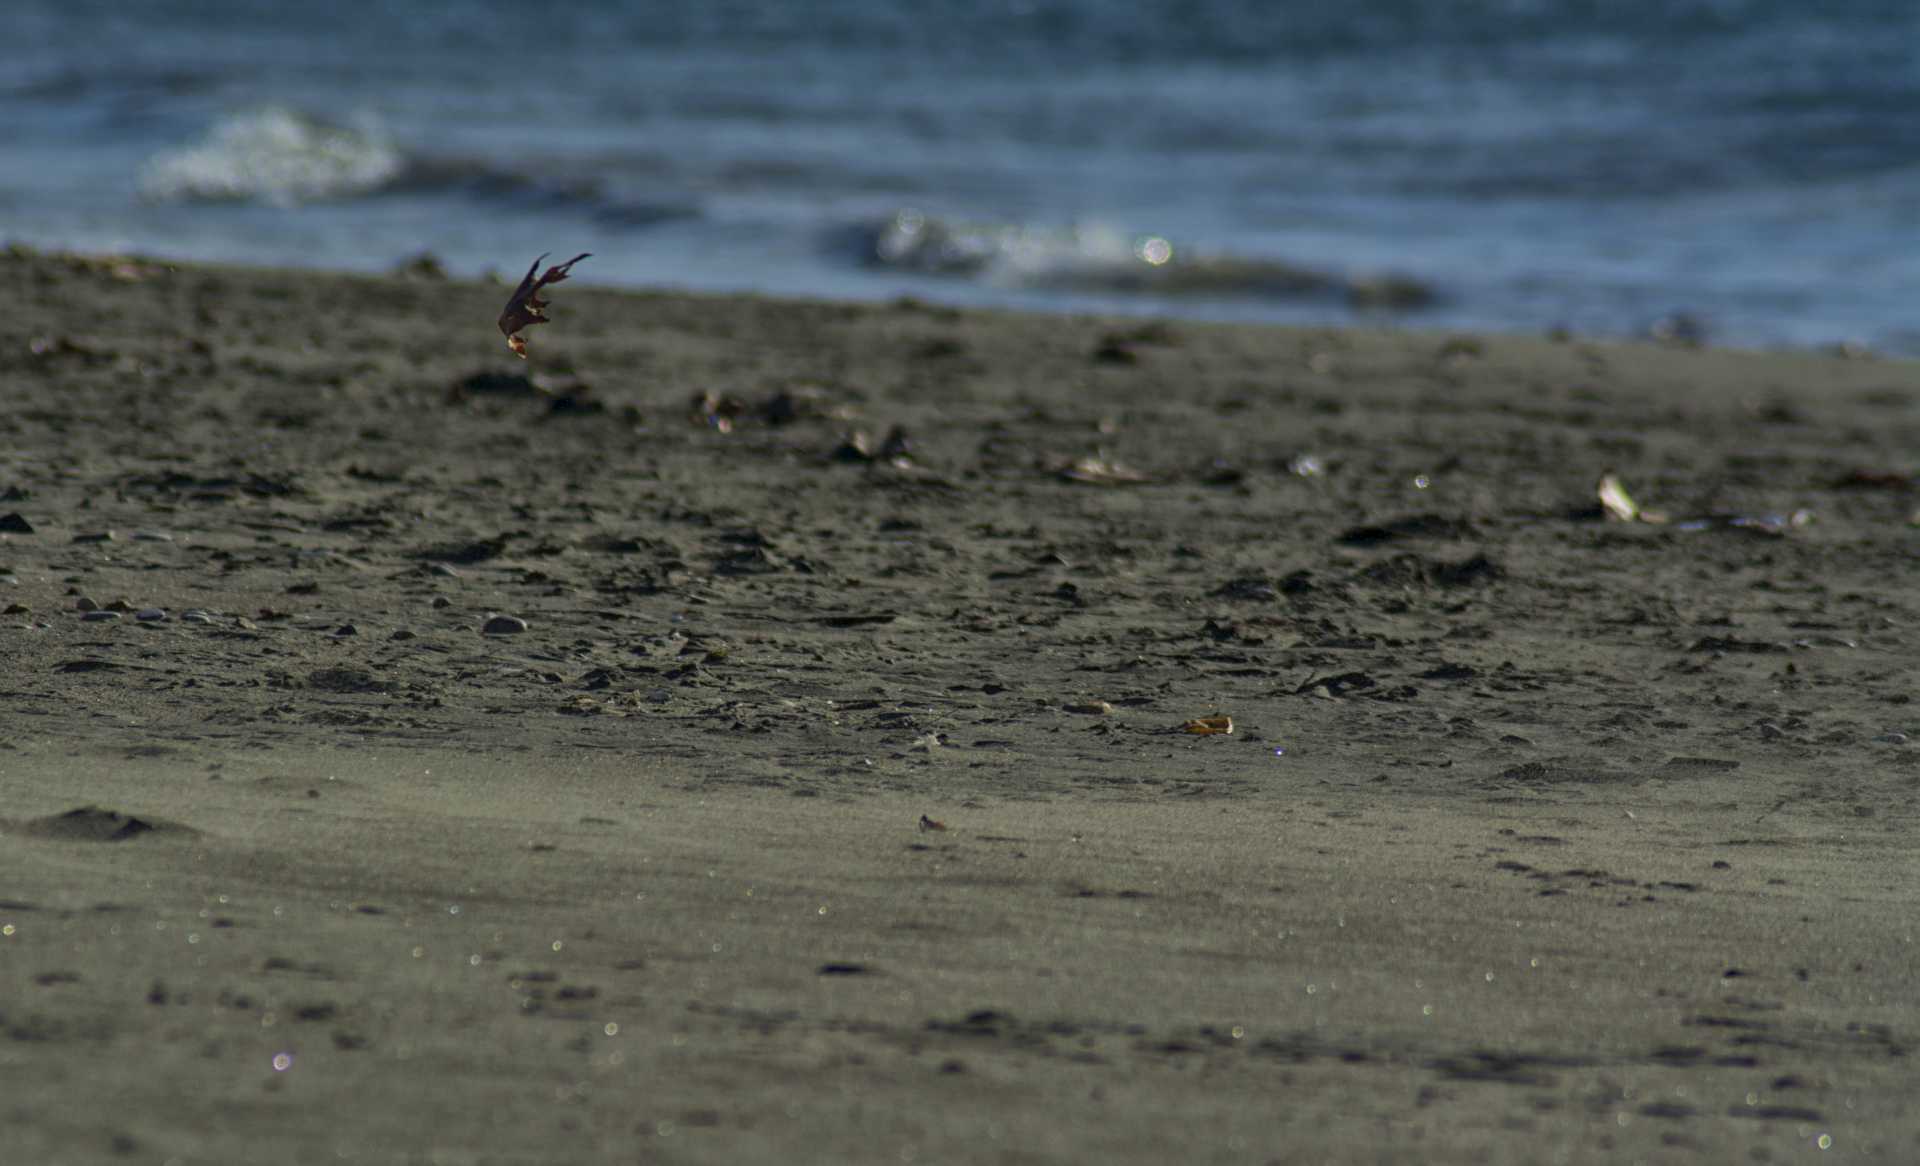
[1, 247, 1916, 1163]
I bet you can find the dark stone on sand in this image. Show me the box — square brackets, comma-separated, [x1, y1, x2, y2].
[419, 536, 515, 565]
[1336, 514, 1473, 547]
[0, 512, 33, 533]
[1689, 636, 1787, 654]
[832, 431, 874, 462]
[813, 612, 896, 627]
[308, 667, 392, 693]
[120, 471, 297, 500]
[876, 426, 914, 463]
[713, 547, 785, 576]
[1728, 1105, 1825, 1123]
[1496, 757, 1631, 786]
[482, 614, 529, 635]
[1295, 671, 1378, 698]
[449, 370, 539, 399]
[1663, 756, 1740, 772]
[1212, 577, 1278, 602]
[1430, 553, 1501, 587]
[928, 1009, 1014, 1038]
[1278, 570, 1315, 595]
[911, 337, 967, 361]
[20, 806, 170, 842]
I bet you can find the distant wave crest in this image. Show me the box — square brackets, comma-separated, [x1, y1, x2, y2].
[140, 107, 405, 205]
[854, 210, 1431, 309]
[138, 107, 700, 229]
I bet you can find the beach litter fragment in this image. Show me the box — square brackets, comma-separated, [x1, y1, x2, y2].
[695, 388, 857, 435]
[1058, 454, 1152, 486]
[1832, 468, 1916, 490]
[833, 429, 874, 461]
[876, 426, 914, 465]
[1673, 510, 1812, 536]
[498, 252, 590, 358]
[1180, 714, 1233, 735]
[1597, 472, 1667, 524]
[838, 425, 916, 466]
[689, 390, 745, 432]
[1596, 472, 1808, 536]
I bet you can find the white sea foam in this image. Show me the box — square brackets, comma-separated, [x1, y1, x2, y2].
[859, 209, 1416, 305]
[139, 107, 404, 206]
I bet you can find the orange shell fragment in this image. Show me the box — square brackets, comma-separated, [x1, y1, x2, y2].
[1181, 715, 1233, 735]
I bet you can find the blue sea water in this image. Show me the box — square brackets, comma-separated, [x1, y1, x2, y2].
[6, 0, 1920, 351]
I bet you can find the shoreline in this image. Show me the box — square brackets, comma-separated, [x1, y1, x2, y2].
[4, 239, 1874, 359]
[3, 246, 1917, 1162]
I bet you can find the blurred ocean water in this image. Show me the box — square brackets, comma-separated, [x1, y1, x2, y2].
[6, 0, 1920, 351]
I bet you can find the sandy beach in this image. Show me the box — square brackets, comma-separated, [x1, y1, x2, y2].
[2, 246, 1916, 1163]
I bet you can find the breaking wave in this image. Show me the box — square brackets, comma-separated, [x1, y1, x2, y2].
[139, 107, 405, 205]
[849, 209, 1432, 309]
[138, 107, 700, 229]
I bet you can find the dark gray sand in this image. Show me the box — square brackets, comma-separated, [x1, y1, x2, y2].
[1, 247, 1916, 1163]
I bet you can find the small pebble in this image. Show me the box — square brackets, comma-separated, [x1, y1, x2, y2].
[75, 596, 100, 612]
[432, 564, 460, 577]
[71, 531, 115, 543]
[482, 615, 529, 636]
[4, 603, 29, 615]
[81, 610, 121, 622]
[1875, 732, 1908, 745]
[105, 599, 136, 613]
[334, 624, 358, 636]
[389, 629, 416, 641]
[1063, 701, 1113, 715]
[131, 530, 175, 542]
[1757, 722, 1787, 740]
[0, 513, 34, 534]
[431, 596, 452, 609]
[181, 610, 213, 624]
[135, 608, 167, 621]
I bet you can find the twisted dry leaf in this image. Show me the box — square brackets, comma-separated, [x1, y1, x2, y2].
[498, 252, 590, 357]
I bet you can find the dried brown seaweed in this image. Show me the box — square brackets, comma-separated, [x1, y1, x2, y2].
[498, 252, 590, 358]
